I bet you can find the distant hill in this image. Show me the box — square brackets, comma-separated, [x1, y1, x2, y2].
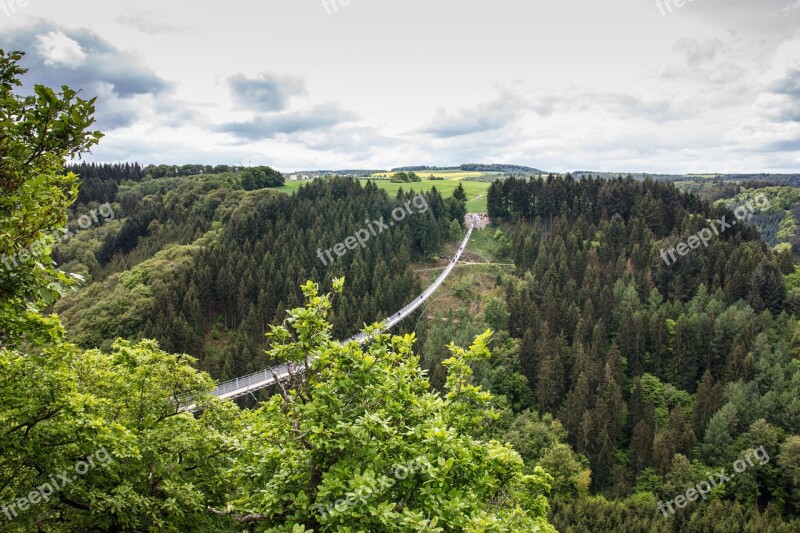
[286, 170, 386, 178]
[392, 163, 546, 174]
[571, 171, 800, 185]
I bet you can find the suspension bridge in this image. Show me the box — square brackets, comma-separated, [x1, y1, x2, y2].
[206, 223, 476, 403]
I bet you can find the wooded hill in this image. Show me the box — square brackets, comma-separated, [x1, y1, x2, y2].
[55, 170, 464, 382]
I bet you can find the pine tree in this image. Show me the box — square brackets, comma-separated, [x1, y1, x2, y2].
[693, 370, 723, 438]
[453, 182, 468, 203]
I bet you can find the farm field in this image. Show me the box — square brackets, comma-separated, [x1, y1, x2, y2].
[370, 170, 500, 180]
[275, 174, 493, 212]
[274, 180, 313, 194]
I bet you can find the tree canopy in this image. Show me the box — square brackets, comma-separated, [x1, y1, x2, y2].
[0, 50, 102, 349]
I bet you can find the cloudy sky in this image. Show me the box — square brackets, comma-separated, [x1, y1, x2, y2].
[1, 0, 799, 173]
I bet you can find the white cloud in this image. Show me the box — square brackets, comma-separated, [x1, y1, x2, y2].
[726, 37, 800, 157]
[228, 72, 307, 112]
[420, 94, 524, 138]
[0, 1, 796, 172]
[35, 31, 86, 68]
[116, 13, 182, 35]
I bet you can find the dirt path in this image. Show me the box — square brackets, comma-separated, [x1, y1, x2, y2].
[414, 262, 513, 272]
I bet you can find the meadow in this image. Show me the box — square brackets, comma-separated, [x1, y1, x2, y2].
[276, 171, 494, 212]
[370, 170, 497, 180]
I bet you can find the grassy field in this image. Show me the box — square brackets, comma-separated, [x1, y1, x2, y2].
[275, 180, 313, 194]
[465, 194, 487, 212]
[370, 170, 499, 180]
[412, 224, 511, 320]
[276, 175, 492, 212]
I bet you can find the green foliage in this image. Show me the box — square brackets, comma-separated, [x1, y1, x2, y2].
[390, 171, 421, 183]
[453, 182, 468, 203]
[239, 166, 285, 190]
[56, 244, 200, 351]
[779, 435, 800, 508]
[448, 218, 462, 239]
[56, 177, 458, 379]
[716, 186, 800, 250]
[483, 296, 510, 332]
[0, 50, 102, 348]
[212, 282, 557, 531]
[551, 493, 800, 532]
[638, 373, 693, 427]
[786, 265, 800, 297]
[0, 338, 240, 532]
[491, 174, 797, 521]
[505, 411, 591, 499]
[493, 229, 511, 258]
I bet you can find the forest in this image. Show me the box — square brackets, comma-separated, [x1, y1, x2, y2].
[472, 176, 800, 530]
[4, 46, 800, 532]
[45, 169, 800, 531]
[54, 166, 464, 382]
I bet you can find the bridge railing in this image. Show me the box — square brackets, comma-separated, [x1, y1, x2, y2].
[212, 364, 291, 399]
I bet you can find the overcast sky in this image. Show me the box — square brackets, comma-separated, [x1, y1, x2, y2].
[1, 0, 799, 173]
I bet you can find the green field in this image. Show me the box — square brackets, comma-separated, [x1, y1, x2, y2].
[275, 180, 314, 194]
[276, 176, 491, 212]
[370, 170, 499, 180]
[465, 193, 487, 212]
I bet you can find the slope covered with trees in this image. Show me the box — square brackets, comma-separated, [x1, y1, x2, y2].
[477, 175, 800, 530]
[53, 173, 460, 381]
[715, 186, 800, 254]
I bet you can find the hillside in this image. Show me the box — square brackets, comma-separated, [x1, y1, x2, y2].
[392, 163, 546, 174]
[51, 167, 800, 531]
[54, 170, 466, 382]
